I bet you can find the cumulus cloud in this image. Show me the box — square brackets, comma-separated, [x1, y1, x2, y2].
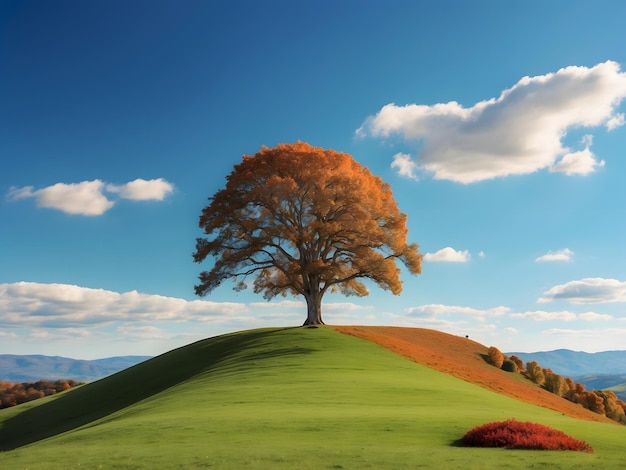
[323, 302, 375, 312]
[607, 113, 625, 130]
[7, 178, 174, 215]
[29, 328, 91, 340]
[543, 327, 626, 338]
[535, 248, 574, 263]
[106, 178, 174, 201]
[8, 180, 115, 216]
[406, 304, 509, 321]
[511, 310, 578, 321]
[116, 325, 195, 342]
[390, 152, 419, 180]
[357, 61, 626, 183]
[579, 312, 614, 321]
[0, 282, 369, 333]
[550, 136, 605, 175]
[249, 300, 304, 310]
[424, 247, 470, 262]
[538, 278, 626, 304]
[0, 282, 249, 328]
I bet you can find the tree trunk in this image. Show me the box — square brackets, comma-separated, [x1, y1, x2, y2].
[303, 291, 325, 325]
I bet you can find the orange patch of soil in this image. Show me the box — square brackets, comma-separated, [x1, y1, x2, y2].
[334, 325, 614, 424]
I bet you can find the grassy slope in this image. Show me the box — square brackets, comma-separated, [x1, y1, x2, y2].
[0, 326, 625, 469]
[334, 325, 616, 423]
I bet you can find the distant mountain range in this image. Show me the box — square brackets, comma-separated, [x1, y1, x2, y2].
[506, 349, 626, 377]
[0, 355, 152, 382]
[507, 349, 626, 400]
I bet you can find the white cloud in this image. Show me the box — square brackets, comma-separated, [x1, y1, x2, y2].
[550, 136, 605, 175]
[536, 327, 626, 352]
[424, 247, 470, 262]
[607, 113, 625, 130]
[0, 282, 250, 328]
[116, 325, 195, 342]
[324, 302, 375, 312]
[7, 178, 174, 215]
[390, 152, 419, 180]
[406, 304, 509, 321]
[538, 277, 626, 304]
[535, 248, 574, 263]
[357, 61, 626, 183]
[543, 327, 626, 338]
[249, 300, 304, 310]
[578, 312, 614, 321]
[106, 178, 174, 201]
[511, 310, 577, 321]
[29, 328, 91, 340]
[8, 180, 115, 216]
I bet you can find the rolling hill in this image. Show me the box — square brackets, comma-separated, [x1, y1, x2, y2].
[1, 326, 625, 469]
[0, 354, 152, 382]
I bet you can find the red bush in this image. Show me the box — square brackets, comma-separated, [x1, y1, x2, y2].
[462, 419, 593, 452]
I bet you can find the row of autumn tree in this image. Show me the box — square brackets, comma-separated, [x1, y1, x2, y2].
[487, 346, 626, 425]
[0, 379, 82, 409]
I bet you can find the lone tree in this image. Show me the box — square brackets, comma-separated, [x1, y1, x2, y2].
[193, 142, 423, 325]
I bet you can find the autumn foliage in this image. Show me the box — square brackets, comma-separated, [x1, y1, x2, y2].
[480, 347, 626, 425]
[0, 379, 82, 409]
[487, 346, 504, 368]
[462, 419, 593, 452]
[524, 361, 546, 385]
[194, 142, 422, 325]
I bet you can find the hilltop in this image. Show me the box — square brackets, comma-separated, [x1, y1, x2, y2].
[1, 326, 624, 469]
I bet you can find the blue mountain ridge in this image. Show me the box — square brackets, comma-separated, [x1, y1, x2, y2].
[506, 349, 626, 376]
[506, 349, 626, 399]
[0, 354, 152, 382]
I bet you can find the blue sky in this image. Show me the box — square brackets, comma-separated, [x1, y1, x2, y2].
[2, 0, 626, 359]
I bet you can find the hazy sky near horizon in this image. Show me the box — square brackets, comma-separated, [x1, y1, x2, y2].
[2, 1, 626, 359]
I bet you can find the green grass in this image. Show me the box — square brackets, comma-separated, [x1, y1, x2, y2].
[1, 326, 625, 469]
[607, 383, 626, 393]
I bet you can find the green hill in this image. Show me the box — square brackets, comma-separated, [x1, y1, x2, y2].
[1, 326, 625, 469]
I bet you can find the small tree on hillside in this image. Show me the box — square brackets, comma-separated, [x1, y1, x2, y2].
[524, 361, 545, 385]
[542, 369, 566, 396]
[193, 142, 423, 325]
[509, 355, 525, 372]
[582, 391, 606, 415]
[501, 359, 518, 373]
[562, 377, 578, 402]
[565, 382, 586, 404]
[594, 390, 626, 422]
[487, 346, 504, 368]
